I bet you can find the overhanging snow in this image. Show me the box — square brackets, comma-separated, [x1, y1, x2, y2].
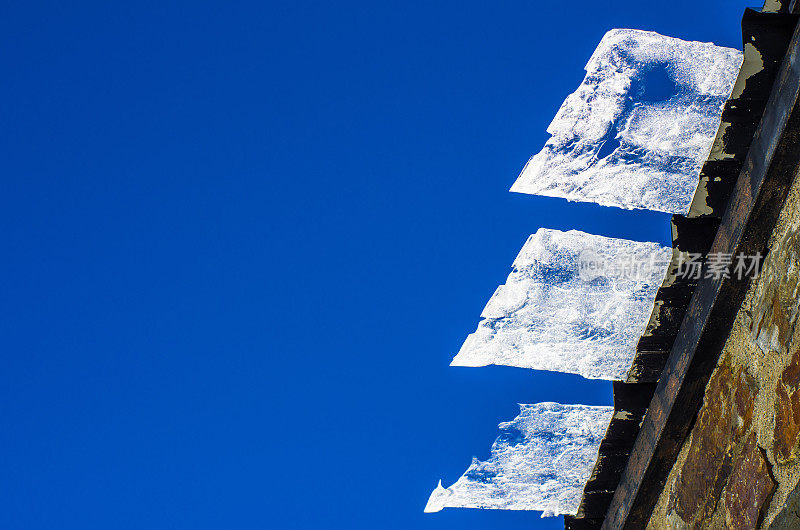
[452, 228, 671, 380]
[425, 403, 613, 516]
[510, 29, 742, 214]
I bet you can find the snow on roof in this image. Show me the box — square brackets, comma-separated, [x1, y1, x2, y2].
[451, 228, 671, 380]
[425, 403, 613, 516]
[510, 29, 742, 214]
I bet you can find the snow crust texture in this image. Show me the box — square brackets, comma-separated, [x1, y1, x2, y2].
[510, 29, 742, 213]
[425, 403, 613, 516]
[452, 228, 671, 380]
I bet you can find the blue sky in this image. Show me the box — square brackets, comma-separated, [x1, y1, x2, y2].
[2, 1, 749, 528]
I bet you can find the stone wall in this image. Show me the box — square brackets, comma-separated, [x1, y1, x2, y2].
[646, 162, 800, 529]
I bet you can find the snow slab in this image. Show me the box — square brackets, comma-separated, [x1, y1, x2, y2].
[452, 228, 672, 380]
[510, 29, 742, 214]
[425, 403, 613, 516]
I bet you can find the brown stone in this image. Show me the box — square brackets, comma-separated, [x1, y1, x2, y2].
[667, 359, 757, 527]
[774, 345, 800, 463]
[723, 432, 776, 529]
[750, 226, 800, 354]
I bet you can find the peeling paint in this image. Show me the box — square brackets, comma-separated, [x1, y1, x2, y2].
[688, 172, 716, 216]
[730, 43, 765, 101]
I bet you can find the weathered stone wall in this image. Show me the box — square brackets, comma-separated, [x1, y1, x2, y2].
[646, 162, 800, 529]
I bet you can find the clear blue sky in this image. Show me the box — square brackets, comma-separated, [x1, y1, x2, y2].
[2, 1, 750, 528]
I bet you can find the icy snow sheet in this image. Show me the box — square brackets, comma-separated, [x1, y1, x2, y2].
[510, 29, 742, 214]
[425, 403, 613, 516]
[452, 228, 671, 380]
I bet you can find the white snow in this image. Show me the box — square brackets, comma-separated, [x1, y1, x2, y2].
[452, 228, 671, 380]
[510, 29, 742, 214]
[424, 403, 613, 516]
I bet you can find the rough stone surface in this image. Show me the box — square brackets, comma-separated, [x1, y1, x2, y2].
[775, 346, 800, 464]
[724, 432, 776, 529]
[666, 359, 757, 526]
[769, 479, 800, 529]
[750, 226, 800, 355]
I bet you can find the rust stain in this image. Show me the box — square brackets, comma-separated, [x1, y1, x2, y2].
[666, 360, 757, 526]
[723, 433, 776, 529]
[775, 345, 800, 463]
